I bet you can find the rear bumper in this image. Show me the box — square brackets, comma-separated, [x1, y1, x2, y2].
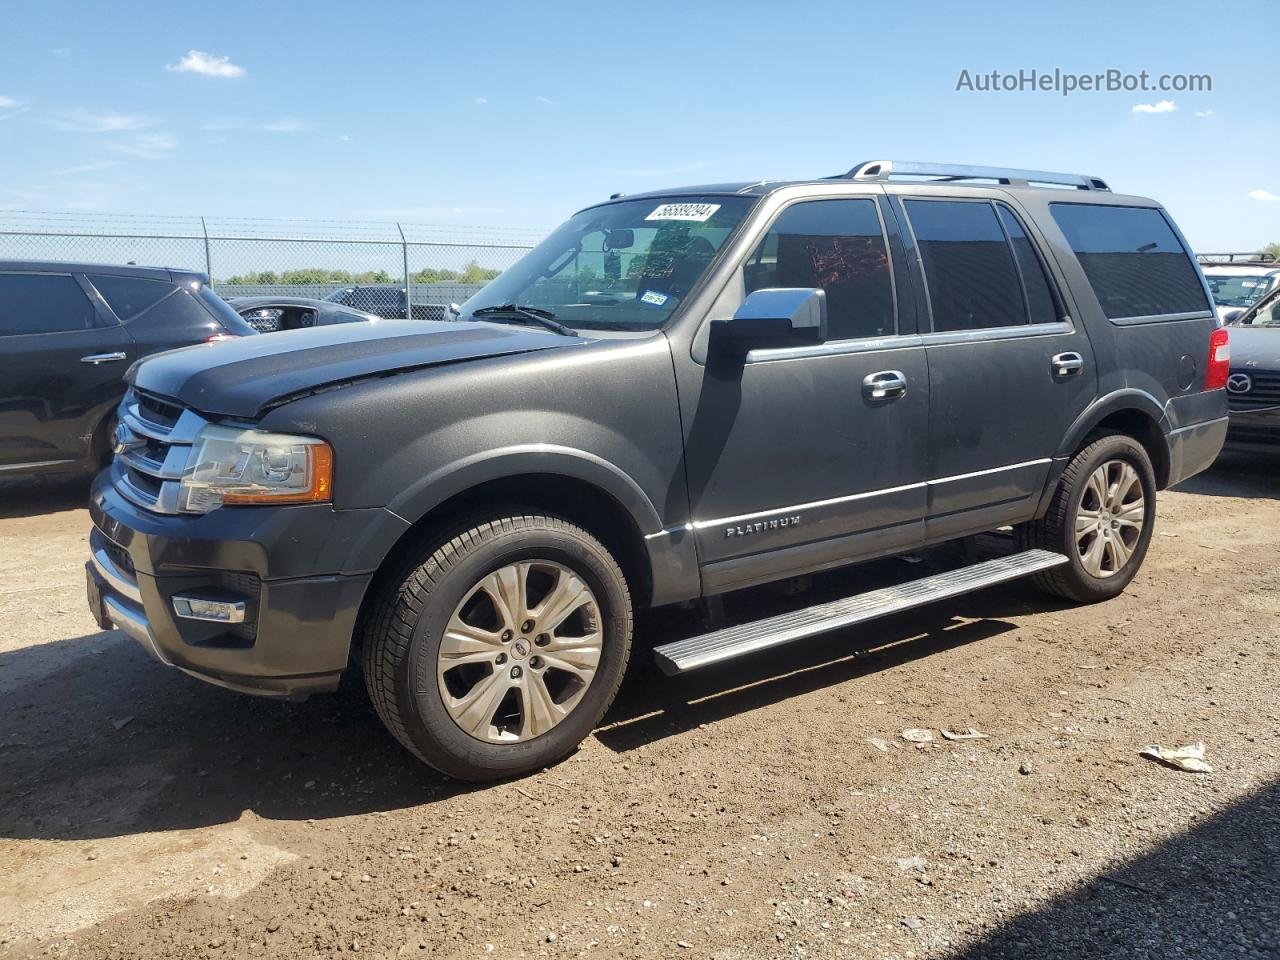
[1166, 415, 1229, 486]
[86, 473, 386, 699]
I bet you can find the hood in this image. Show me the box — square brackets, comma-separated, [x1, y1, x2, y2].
[1227, 324, 1280, 369]
[130, 319, 586, 419]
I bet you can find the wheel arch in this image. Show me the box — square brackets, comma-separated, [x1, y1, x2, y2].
[1055, 390, 1171, 488]
[353, 448, 677, 638]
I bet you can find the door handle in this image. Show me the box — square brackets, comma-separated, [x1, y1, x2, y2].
[1051, 352, 1084, 378]
[79, 352, 128, 365]
[863, 370, 907, 401]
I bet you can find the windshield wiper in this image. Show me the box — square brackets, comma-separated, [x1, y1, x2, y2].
[471, 303, 573, 335]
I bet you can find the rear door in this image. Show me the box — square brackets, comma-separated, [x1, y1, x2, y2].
[889, 194, 1098, 539]
[0, 271, 134, 471]
[679, 193, 932, 594]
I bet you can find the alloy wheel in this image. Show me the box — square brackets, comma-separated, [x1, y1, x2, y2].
[436, 561, 603, 742]
[1075, 459, 1145, 578]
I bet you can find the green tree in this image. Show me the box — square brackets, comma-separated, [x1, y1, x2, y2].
[460, 260, 501, 284]
[1259, 241, 1280, 261]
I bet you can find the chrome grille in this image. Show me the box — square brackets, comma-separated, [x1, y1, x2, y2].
[1227, 368, 1280, 410]
[112, 388, 208, 514]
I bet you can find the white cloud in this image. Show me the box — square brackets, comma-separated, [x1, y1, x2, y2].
[338, 135, 351, 142]
[474, 96, 488, 105]
[41, 109, 155, 133]
[1195, 109, 1215, 118]
[49, 160, 120, 176]
[1249, 189, 1278, 202]
[202, 116, 307, 133]
[535, 95, 556, 106]
[1132, 99, 1176, 115]
[0, 96, 29, 121]
[109, 132, 179, 159]
[50, 47, 71, 57]
[260, 116, 306, 133]
[166, 49, 245, 78]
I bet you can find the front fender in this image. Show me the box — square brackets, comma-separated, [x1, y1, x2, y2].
[386, 444, 665, 534]
[338, 445, 700, 606]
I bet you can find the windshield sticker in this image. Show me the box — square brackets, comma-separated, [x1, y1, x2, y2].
[1241, 280, 1259, 287]
[645, 202, 721, 222]
[639, 289, 670, 307]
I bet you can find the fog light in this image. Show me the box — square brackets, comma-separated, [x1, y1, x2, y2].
[172, 595, 246, 623]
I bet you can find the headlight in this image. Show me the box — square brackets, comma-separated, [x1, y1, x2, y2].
[178, 424, 333, 514]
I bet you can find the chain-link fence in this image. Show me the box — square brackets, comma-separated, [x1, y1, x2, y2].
[0, 211, 546, 319]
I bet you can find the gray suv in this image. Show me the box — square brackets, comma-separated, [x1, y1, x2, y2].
[85, 161, 1229, 780]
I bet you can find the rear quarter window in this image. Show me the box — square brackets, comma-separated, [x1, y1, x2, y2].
[89, 274, 174, 320]
[1050, 203, 1210, 321]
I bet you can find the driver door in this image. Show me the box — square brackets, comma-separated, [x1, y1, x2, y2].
[676, 194, 931, 595]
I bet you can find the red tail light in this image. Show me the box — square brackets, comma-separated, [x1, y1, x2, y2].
[1205, 327, 1230, 390]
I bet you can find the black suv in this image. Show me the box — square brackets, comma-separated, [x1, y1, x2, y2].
[85, 161, 1228, 781]
[0, 261, 255, 477]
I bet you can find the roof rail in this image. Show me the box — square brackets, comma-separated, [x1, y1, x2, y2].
[1197, 252, 1278, 265]
[841, 160, 1111, 192]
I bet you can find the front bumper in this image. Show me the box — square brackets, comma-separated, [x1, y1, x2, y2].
[1223, 405, 1280, 452]
[86, 472, 400, 699]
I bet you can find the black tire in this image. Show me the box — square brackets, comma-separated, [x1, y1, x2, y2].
[1015, 431, 1157, 603]
[361, 512, 632, 781]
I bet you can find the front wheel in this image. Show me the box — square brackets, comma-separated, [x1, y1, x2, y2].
[1016, 432, 1157, 603]
[361, 513, 632, 781]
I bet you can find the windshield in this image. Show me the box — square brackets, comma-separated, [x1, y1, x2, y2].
[1206, 274, 1275, 308]
[323, 288, 354, 303]
[1235, 292, 1280, 328]
[460, 196, 756, 331]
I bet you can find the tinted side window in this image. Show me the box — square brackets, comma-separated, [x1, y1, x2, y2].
[145, 288, 217, 332]
[0, 273, 95, 335]
[1050, 203, 1210, 319]
[997, 206, 1059, 325]
[745, 199, 894, 340]
[89, 274, 173, 320]
[905, 200, 1027, 332]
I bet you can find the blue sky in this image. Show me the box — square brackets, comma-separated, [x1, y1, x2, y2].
[1, 0, 1277, 249]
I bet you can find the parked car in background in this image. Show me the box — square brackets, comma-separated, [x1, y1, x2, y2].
[1202, 263, 1280, 322]
[0, 261, 255, 478]
[225, 295, 380, 332]
[85, 160, 1227, 782]
[322, 285, 451, 321]
[1222, 288, 1280, 452]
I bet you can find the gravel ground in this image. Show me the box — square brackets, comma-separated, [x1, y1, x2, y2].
[0, 455, 1277, 960]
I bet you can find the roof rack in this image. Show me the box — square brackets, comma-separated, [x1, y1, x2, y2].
[841, 160, 1111, 192]
[1196, 252, 1278, 265]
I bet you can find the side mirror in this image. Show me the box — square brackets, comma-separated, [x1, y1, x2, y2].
[714, 288, 827, 353]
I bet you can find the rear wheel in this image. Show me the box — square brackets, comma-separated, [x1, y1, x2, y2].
[1016, 432, 1156, 602]
[361, 513, 632, 781]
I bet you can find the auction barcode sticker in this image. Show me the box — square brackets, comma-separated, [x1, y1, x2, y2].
[645, 203, 721, 222]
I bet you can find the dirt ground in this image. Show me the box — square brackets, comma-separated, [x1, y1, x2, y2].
[1, 456, 1277, 960]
